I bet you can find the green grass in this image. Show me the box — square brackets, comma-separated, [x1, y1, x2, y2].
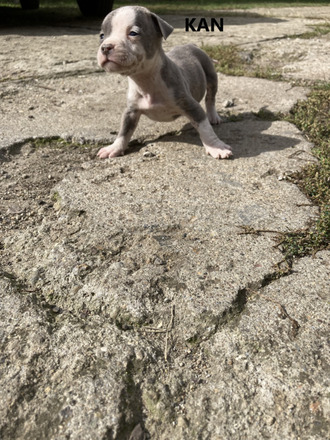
[0, 0, 81, 25]
[289, 23, 330, 39]
[279, 84, 330, 260]
[202, 44, 283, 80]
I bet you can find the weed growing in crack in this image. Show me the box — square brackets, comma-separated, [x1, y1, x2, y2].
[233, 82, 329, 264]
[242, 84, 330, 263]
[279, 83, 330, 261]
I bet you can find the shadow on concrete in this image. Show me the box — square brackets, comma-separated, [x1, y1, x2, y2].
[126, 118, 301, 160]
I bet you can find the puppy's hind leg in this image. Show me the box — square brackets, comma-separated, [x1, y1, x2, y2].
[203, 59, 222, 125]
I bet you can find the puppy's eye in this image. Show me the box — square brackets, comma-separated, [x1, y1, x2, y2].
[129, 31, 139, 37]
[100, 33, 105, 41]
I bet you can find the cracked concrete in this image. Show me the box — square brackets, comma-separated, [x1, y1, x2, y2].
[0, 5, 329, 440]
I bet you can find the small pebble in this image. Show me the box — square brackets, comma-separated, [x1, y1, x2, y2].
[143, 151, 156, 158]
[223, 99, 235, 108]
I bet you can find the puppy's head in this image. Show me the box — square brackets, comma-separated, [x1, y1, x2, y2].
[97, 6, 173, 75]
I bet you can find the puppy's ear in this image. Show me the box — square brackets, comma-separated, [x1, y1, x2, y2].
[150, 13, 174, 40]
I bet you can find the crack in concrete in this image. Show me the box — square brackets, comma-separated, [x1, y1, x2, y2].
[0, 68, 103, 87]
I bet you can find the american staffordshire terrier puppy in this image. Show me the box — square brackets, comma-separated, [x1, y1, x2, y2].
[97, 6, 232, 160]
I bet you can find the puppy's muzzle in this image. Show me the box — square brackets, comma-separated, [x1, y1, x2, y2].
[101, 43, 114, 55]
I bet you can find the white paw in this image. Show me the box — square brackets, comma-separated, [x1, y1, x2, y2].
[97, 144, 124, 159]
[205, 143, 233, 159]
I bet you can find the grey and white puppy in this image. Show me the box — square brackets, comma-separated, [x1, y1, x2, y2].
[97, 6, 232, 159]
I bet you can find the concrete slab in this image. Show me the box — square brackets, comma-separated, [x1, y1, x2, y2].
[183, 250, 330, 439]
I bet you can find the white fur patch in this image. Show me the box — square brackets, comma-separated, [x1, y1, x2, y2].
[109, 7, 137, 41]
[197, 119, 233, 159]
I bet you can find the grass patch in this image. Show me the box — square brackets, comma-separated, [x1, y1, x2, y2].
[0, 0, 81, 26]
[203, 44, 247, 76]
[279, 84, 330, 260]
[289, 23, 330, 39]
[202, 44, 283, 80]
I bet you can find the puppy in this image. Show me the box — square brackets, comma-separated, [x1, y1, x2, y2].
[97, 6, 232, 159]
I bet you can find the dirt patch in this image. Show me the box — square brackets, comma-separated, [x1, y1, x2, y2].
[0, 139, 96, 235]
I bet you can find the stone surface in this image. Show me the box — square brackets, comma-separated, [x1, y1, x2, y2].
[0, 5, 329, 440]
[182, 250, 330, 440]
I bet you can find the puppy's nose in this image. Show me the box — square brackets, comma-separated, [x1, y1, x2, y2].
[101, 43, 114, 55]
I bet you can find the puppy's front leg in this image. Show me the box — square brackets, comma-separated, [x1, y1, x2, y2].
[196, 118, 232, 159]
[183, 99, 232, 159]
[97, 108, 141, 158]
